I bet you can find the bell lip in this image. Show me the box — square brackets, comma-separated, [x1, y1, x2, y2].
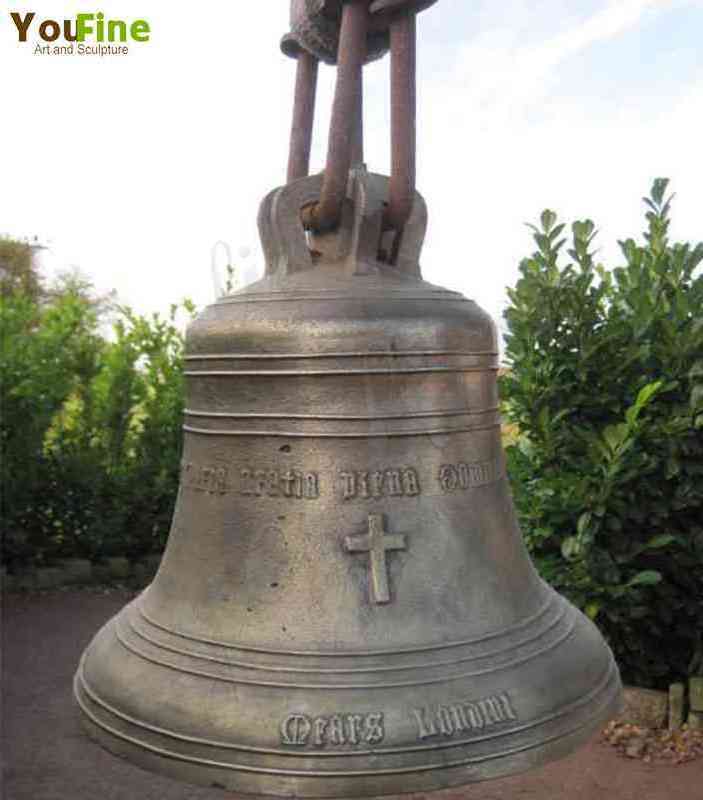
[74, 664, 622, 798]
[74, 599, 622, 799]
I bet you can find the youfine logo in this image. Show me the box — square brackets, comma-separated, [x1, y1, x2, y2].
[10, 11, 151, 56]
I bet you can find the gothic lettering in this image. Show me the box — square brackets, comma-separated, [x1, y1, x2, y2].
[280, 712, 385, 747]
[438, 457, 504, 494]
[339, 467, 421, 500]
[412, 692, 517, 741]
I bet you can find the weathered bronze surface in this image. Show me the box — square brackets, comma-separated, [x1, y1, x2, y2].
[74, 169, 622, 797]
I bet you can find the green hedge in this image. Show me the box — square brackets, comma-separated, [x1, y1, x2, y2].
[1, 253, 193, 566]
[500, 180, 703, 688]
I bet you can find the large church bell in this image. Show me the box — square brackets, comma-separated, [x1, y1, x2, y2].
[74, 2, 622, 795]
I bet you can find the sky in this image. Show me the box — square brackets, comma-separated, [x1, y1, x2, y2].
[2, 0, 702, 332]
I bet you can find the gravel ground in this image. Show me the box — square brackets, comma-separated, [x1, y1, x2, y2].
[2, 590, 702, 800]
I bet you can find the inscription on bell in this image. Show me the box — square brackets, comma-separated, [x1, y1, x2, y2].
[340, 467, 420, 500]
[412, 691, 517, 740]
[181, 462, 229, 495]
[280, 712, 385, 747]
[240, 469, 319, 499]
[438, 457, 503, 494]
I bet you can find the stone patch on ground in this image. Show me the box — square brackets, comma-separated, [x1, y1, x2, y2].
[602, 720, 703, 765]
[617, 686, 669, 729]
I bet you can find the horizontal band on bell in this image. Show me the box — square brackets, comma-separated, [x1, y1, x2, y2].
[138, 593, 554, 657]
[183, 406, 500, 422]
[181, 403, 502, 437]
[185, 367, 499, 377]
[75, 659, 619, 774]
[113, 609, 578, 690]
[182, 422, 502, 439]
[127, 601, 567, 676]
[184, 351, 499, 361]
[216, 292, 471, 305]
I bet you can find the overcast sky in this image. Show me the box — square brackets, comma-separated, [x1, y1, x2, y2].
[2, 0, 702, 329]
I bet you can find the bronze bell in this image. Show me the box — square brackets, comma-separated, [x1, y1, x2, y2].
[74, 168, 622, 797]
[76, 2, 621, 794]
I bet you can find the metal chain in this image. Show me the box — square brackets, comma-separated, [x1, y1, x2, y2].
[306, 0, 369, 232]
[386, 9, 416, 232]
[285, 0, 428, 234]
[287, 50, 319, 183]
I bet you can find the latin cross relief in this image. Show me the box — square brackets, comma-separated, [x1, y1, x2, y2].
[344, 514, 406, 604]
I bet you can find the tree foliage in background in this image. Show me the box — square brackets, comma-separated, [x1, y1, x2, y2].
[0, 237, 44, 301]
[501, 180, 703, 687]
[1, 238, 193, 566]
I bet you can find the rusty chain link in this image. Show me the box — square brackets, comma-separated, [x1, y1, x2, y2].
[283, 0, 436, 235]
[386, 9, 416, 232]
[287, 50, 319, 183]
[304, 0, 369, 232]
